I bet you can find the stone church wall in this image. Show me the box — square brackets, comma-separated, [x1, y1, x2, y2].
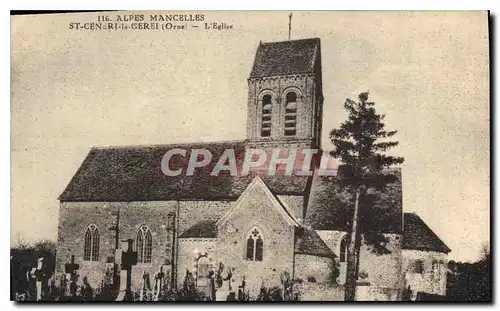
[358, 233, 402, 290]
[216, 184, 296, 298]
[402, 249, 447, 296]
[316, 230, 347, 284]
[57, 201, 119, 288]
[177, 200, 233, 235]
[316, 230, 402, 290]
[294, 254, 336, 284]
[176, 238, 217, 288]
[56, 201, 176, 290]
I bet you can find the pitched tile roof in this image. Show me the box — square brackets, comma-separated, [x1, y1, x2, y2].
[403, 213, 451, 253]
[178, 220, 217, 239]
[294, 227, 336, 258]
[304, 169, 403, 233]
[59, 141, 310, 201]
[250, 38, 320, 78]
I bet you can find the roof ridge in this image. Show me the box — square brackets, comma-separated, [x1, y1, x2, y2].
[261, 37, 320, 45]
[91, 139, 247, 150]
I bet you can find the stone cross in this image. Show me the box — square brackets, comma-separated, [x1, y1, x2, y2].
[32, 258, 49, 301]
[64, 255, 80, 280]
[139, 272, 151, 301]
[215, 263, 234, 301]
[155, 266, 165, 299]
[115, 239, 137, 301]
[64, 255, 80, 297]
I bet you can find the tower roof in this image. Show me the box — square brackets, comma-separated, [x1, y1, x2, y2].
[250, 38, 320, 78]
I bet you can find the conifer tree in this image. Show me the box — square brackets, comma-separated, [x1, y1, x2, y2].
[329, 92, 404, 301]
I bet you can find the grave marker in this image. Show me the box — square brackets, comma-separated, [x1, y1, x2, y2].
[115, 239, 137, 301]
[64, 255, 80, 297]
[32, 258, 50, 301]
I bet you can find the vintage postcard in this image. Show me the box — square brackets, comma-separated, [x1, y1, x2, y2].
[10, 11, 490, 302]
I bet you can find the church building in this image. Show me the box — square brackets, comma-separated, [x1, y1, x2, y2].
[56, 38, 450, 301]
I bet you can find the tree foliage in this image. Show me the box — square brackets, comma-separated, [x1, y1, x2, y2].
[447, 243, 491, 301]
[330, 92, 404, 188]
[329, 92, 403, 300]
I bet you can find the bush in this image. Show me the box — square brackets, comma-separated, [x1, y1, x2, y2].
[176, 269, 204, 301]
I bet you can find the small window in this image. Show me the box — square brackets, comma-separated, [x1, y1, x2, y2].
[261, 95, 272, 137]
[413, 260, 424, 274]
[339, 236, 348, 263]
[246, 227, 263, 261]
[136, 225, 153, 263]
[284, 92, 297, 136]
[83, 224, 100, 261]
[432, 260, 440, 281]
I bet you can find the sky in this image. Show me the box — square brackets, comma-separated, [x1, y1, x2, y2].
[11, 11, 489, 262]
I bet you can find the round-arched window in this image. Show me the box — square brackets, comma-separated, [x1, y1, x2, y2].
[261, 95, 272, 137]
[284, 92, 297, 136]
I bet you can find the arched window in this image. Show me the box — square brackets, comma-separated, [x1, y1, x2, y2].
[339, 236, 348, 263]
[245, 227, 263, 261]
[284, 92, 297, 136]
[83, 224, 99, 261]
[196, 256, 212, 287]
[136, 225, 153, 263]
[261, 94, 272, 137]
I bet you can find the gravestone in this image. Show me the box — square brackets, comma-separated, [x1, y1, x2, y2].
[64, 255, 80, 297]
[207, 270, 216, 301]
[32, 258, 50, 301]
[115, 239, 137, 301]
[215, 263, 234, 301]
[139, 272, 151, 301]
[82, 276, 93, 301]
[155, 266, 165, 300]
[237, 276, 246, 301]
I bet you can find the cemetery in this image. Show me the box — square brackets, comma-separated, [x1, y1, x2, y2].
[10, 237, 302, 302]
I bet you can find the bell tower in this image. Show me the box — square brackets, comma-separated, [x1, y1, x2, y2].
[245, 38, 324, 151]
